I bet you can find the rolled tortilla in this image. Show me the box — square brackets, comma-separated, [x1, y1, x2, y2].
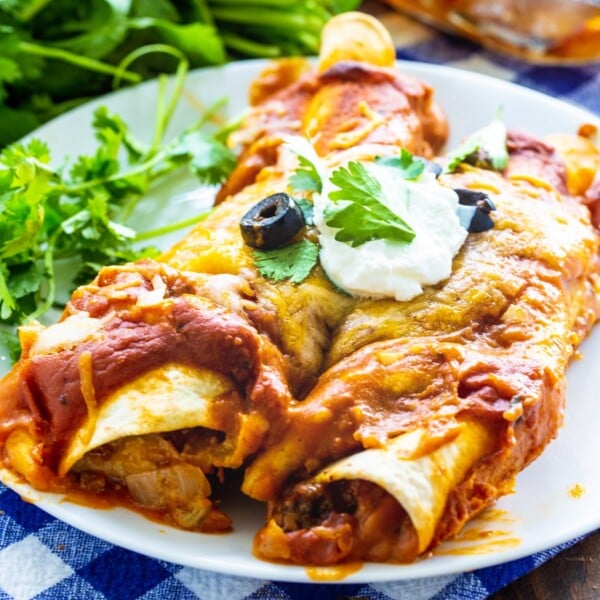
[312, 419, 494, 555]
[59, 362, 244, 476]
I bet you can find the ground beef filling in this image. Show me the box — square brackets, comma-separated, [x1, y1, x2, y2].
[270, 479, 419, 565]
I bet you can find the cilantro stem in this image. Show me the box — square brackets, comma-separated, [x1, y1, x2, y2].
[295, 31, 320, 53]
[113, 43, 188, 91]
[153, 76, 168, 153]
[118, 179, 150, 224]
[195, 0, 215, 26]
[7, 0, 51, 21]
[134, 210, 212, 242]
[187, 97, 231, 132]
[210, 7, 323, 34]
[209, 0, 301, 5]
[117, 98, 228, 222]
[57, 152, 167, 195]
[305, 0, 331, 21]
[18, 42, 142, 85]
[0, 269, 16, 319]
[113, 43, 189, 158]
[56, 97, 229, 198]
[220, 32, 281, 58]
[152, 59, 190, 155]
[213, 110, 245, 141]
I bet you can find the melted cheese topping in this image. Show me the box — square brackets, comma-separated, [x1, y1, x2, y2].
[25, 312, 106, 356]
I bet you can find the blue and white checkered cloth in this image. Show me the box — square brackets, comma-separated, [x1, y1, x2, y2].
[1, 8, 599, 600]
[0, 483, 584, 600]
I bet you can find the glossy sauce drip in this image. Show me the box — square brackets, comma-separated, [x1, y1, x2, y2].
[569, 483, 585, 498]
[432, 508, 520, 557]
[61, 487, 191, 530]
[305, 562, 363, 582]
[60, 486, 232, 534]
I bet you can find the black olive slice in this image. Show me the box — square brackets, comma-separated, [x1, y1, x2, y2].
[423, 159, 443, 178]
[453, 188, 496, 211]
[457, 205, 495, 232]
[454, 188, 495, 233]
[240, 192, 305, 250]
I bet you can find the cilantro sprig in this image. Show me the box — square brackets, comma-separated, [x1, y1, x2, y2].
[445, 114, 509, 173]
[375, 148, 426, 180]
[325, 161, 416, 247]
[286, 136, 323, 195]
[253, 147, 423, 287]
[289, 154, 322, 194]
[253, 240, 319, 284]
[0, 61, 236, 341]
[0, 0, 361, 148]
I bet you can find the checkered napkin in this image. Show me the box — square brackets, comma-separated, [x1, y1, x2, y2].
[0, 483, 583, 600]
[1, 8, 599, 600]
[380, 10, 600, 116]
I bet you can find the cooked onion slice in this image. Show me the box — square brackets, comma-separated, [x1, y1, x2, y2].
[126, 463, 213, 529]
[73, 435, 231, 531]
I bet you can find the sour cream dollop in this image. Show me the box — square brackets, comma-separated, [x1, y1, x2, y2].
[313, 161, 468, 301]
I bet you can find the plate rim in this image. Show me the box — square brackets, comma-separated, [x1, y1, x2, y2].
[2, 56, 600, 584]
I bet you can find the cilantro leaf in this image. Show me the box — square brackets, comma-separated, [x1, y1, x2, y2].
[285, 136, 323, 194]
[127, 18, 227, 67]
[0, 326, 23, 362]
[294, 197, 314, 226]
[253, 239, 319, 284]
[44, 0, 129, 60]
[165, 131, 236, 185]
[375, 148, 425, 180]
[0, 139, 54, 260]
[0, 26, 23, 103]
[0, 69, 236, 339]
[445, 116, 509, 173]
[325, 161, 415, 247]
[93, 106, 148, 160]
[0, 264, 17, 321]
[289, 156, 322, 194]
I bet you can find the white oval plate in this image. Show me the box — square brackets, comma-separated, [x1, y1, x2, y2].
[2, 59, 600, 584]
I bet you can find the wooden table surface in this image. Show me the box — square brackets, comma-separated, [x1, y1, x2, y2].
[490, 528, 600, 599]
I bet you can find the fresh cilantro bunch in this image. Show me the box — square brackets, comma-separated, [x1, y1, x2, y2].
[0, 0, 361, 148]
[0, 61, 236, 343]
